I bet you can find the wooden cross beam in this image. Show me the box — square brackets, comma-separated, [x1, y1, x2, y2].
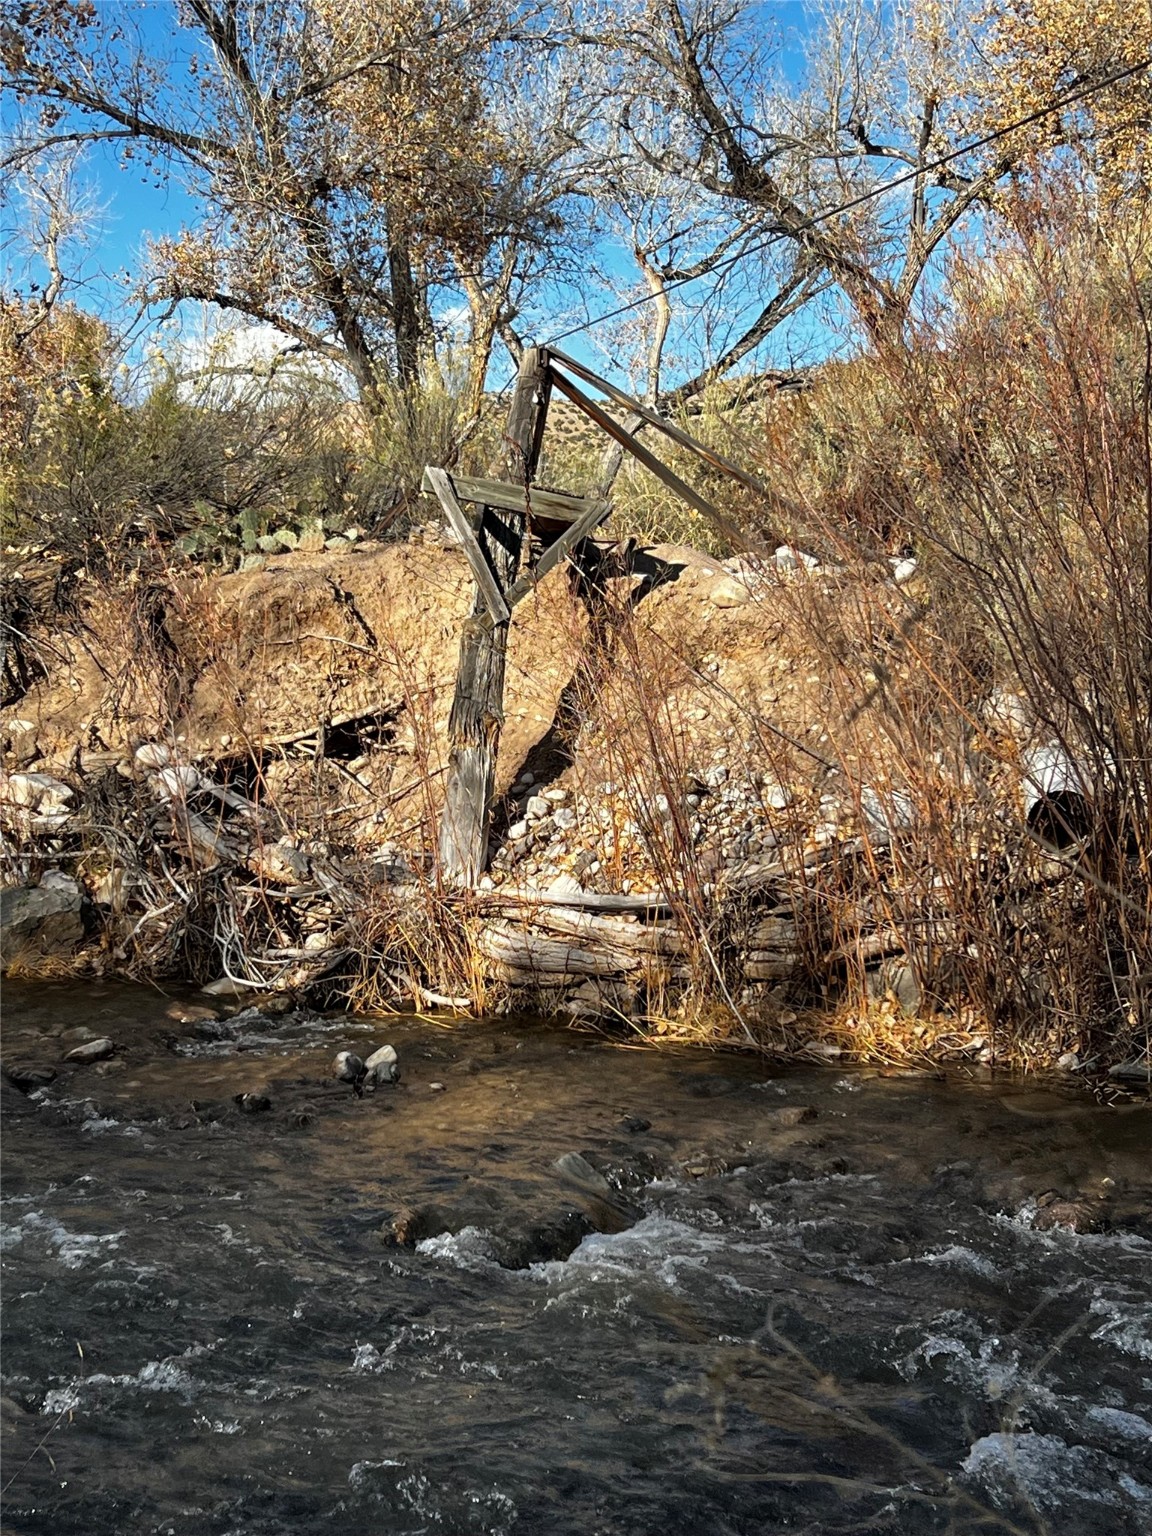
[420, 470, 603, 526]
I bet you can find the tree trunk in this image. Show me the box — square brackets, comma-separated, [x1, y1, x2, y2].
[388, 219, 422, 390]
[438, 347, 551, 887]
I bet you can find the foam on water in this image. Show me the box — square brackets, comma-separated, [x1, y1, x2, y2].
[530, 1214, 727, 1293]
[1089, 1298, 1152, 1360]
[906, 1244, 1002, 1279]
[42, 1357, 199, 1416]
[416, 1225, 502, 1271]
[1, 1210, 123, 1269]
[962, 1431, 1152, 1514]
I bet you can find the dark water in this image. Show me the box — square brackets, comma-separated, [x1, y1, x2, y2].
[2, 982, 1151, 1536]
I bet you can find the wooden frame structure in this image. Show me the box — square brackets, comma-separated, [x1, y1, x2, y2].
[430, 346, 776, 888]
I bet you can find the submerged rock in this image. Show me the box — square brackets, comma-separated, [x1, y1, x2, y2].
[64, 1037, 115, 1064]
[553, 1152, 641, 1234]
[3, 1062, 57, 1091]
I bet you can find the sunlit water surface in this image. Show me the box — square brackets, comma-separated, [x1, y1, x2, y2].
[2, 981, 1151, 1535]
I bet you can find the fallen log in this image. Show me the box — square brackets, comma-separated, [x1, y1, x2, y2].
[505, 905, 689, 956]
[475, 922, 642, 976]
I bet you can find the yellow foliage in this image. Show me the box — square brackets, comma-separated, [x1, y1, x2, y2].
[0, 300, 115, 529]
[980, 0, 1152, 199]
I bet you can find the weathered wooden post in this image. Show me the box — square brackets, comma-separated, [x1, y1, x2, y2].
[437, 347, 551, 887]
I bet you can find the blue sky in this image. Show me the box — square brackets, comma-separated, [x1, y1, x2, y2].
[3, 1, 830, 390]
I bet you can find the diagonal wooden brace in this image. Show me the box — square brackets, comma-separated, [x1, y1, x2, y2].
[425, 466, 511, 623]
[505, 496, 613, 608]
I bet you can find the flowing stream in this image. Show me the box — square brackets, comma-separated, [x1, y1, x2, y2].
[2, 981, 1151, 1535]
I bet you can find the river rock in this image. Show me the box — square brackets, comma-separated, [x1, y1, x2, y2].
[0, 878, 85, 968]
[233, 1092, 272, 1113]
[334, 1051, 366, 1083]
[3, 1062, 57, 1091]
[1031, 1194, 1104, 1233]
[764, 1104, 818, 1128]
[364, 1044, 399, 1085]
[61, 1025, 99, 1045]
[134, 742, 172, 768]
[617, 1115, 651, 1135]
[201, 976, 257, 999]
[64, 1037, 115, 1064]
[2, 771, 73, 813]
[554, 1152, 640, 1233]
[1108, 1059, 1151, 1081]
[153, 764, 201, 799]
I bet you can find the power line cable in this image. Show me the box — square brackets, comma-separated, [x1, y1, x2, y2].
[537, 54, 1151, 351]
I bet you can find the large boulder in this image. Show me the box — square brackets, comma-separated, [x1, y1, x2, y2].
[0, 875, 85, 970]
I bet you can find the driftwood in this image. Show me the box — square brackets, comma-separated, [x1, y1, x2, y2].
[476, 921, 644, 977]
[496, 904, 689, 956]
[486, 886, 676, 914]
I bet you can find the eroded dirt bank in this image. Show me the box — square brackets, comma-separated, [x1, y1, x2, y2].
[2, 536, 1148, 1078]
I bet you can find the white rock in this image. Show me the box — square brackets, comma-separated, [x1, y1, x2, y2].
[889, 556, 918, 584]
[859, 785, 915, 839]
[201, 976, 256, 998]
[134, 743, 172, 769]
[1020, 742, 1090, 815]
[153, 764, 201, 799]
[3, 772, 73, 810]
[545, 872, 583, 897]
[526, 795, 550, 820]
[508, 819, 529, 840]
[774, 545, 821, 573]
[710, 576, 752, 608]
[364, 1044, 399, 1084]
[65, 1036, 115, 1064]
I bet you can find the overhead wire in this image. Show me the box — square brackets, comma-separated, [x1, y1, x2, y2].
[516, 53, 1152, 361]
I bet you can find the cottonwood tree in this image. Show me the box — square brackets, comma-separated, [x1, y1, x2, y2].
[1, 0, 574, 408]
[568, 0, 1057, 350]
[979, 0, 1152, 201]
[447, 48, 594, 420]
[586, 99, 826, 405]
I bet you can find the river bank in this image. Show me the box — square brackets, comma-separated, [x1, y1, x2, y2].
[3, 979, 1151, 1535]
[3, 534, 1149, 1076]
